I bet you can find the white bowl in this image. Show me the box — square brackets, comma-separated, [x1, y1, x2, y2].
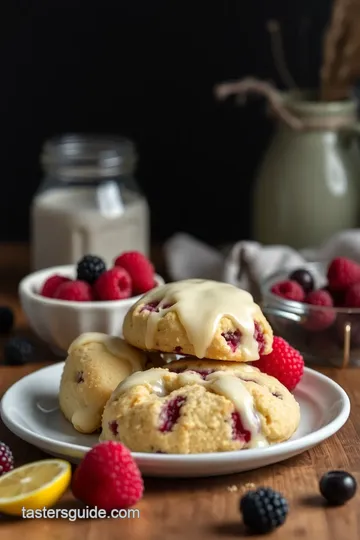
[19, 265, 164, 354]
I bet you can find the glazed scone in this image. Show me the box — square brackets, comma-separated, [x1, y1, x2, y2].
[122, 279, 273, 362]
[59, 332, 146, 433]
[100, 367, 300, 453]
[166, 358, 265, 378]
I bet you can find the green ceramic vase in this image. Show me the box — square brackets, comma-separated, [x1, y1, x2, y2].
[253, 91, 360, 249]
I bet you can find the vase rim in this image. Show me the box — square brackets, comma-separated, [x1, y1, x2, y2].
[281, 89, 357, 118]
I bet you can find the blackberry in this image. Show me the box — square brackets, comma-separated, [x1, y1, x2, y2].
[0, 306, 14, 333]
[3, 337, 34, 365]
[76, 255, 106, 284]
[320, 471, 357, 505]
[240, 487, 288, 534]
[289, 268, 314, 293]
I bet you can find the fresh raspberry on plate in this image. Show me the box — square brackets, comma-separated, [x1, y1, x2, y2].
[344, 283, 360, 308]
[0, 442, 14, 476]
[303, 290, 335, 331]
[327, 257, 360, 291]
[40, 275, 71, 298]
[252, 336, 304, 391]
[94, 267, 132, 300]
[71, 441, 143, 511]
[54, 280, 93, 301]
[114, 251, 155, 294]
[270, 280, 305, 302]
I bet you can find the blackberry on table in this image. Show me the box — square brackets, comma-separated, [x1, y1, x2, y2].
[3, 337, 34, 365]
[76, 255, 106, 284]
[240, 487, 288, 534]
[0, 306, 14, 334]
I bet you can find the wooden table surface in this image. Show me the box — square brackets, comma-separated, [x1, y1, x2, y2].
[1, 244, 360, 540]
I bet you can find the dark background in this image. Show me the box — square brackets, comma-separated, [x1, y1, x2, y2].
[2, 0, 331, 245]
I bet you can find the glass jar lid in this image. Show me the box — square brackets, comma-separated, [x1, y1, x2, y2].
[41, 134, 137, 180]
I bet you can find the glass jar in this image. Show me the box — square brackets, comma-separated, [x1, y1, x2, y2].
[31, 134, 150, 270]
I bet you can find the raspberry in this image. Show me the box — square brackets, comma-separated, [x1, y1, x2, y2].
[270, 280, 305, 302]
[303, 290, 335, 331]
[344, 283, 360, 308]
[252, 336, 304, 391]
[159, 396, 186, 432]
[54, 280, 93, 302]
[40, 275, 71, 298]
[327, 257, 360, 291]
[76, 255, 106, 284]
[114, 251, 155, 294]
[240, 487, 288, 534]
[231, 412, 251, 442]
[0, 306, 14, 333]
[93, 267, 132, 301]
[71, 441, 143, 511]
[221, 330, 241, 352]
[305, 290, 333, 307]
[0, 442, 14, 476]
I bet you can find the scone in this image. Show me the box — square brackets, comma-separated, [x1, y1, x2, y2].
[59, 332, 146, 433]
[100, 367, 300, 453]
[122, 279, 273, 362]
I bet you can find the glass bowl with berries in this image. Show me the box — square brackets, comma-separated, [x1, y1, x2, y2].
[261, 257, 360, 367]
[19, 251, 164, 355]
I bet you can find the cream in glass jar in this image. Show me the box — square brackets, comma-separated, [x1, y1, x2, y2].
[31, 134, 150, 270]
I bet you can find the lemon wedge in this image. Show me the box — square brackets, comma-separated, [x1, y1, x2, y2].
[0, 459, 72, 516]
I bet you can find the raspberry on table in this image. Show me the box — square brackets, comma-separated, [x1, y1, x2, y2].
[54, 280, 93, 302]
[240, 487, 289, 534]
[76, 255, 106, 285]
[0, 442, 14, 476]
[252, 336, 304, 391]
[94, 267, 132, 301]
[344, 283, 360, 308]
[327, 257, 360, 291]
[3, 337, 34, 366]
[270, 280, 305, 302]
[114, 251, 155, 294]
[40, 275, 71, 298]
[71, 441, 144, 511]
[0, 306, 14, 334]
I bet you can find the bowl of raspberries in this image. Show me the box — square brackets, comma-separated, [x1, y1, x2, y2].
[19, 251, 164, 354]
[261, 257, 360, 367]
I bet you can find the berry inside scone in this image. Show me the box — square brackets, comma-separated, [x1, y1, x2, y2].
[100, 367, 300, 454]
[122, 279, 273, 362]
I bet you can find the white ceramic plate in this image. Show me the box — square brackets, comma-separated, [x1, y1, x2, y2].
[0, 364, 350, 477]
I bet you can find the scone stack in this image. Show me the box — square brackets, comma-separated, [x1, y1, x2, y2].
[59, 279, 301, 454]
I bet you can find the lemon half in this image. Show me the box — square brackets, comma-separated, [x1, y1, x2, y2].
[0, 459, 72, 516]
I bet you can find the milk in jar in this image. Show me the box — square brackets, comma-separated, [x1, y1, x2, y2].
[31, 134, 150, 270]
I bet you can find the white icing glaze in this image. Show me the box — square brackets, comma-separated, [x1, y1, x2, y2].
[111, 368, 167, 400]
[136, 279, 263, 360]
[206, 372, 268, 448]
[110, 367, 268, 448]
[68, 332, 145, 372]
